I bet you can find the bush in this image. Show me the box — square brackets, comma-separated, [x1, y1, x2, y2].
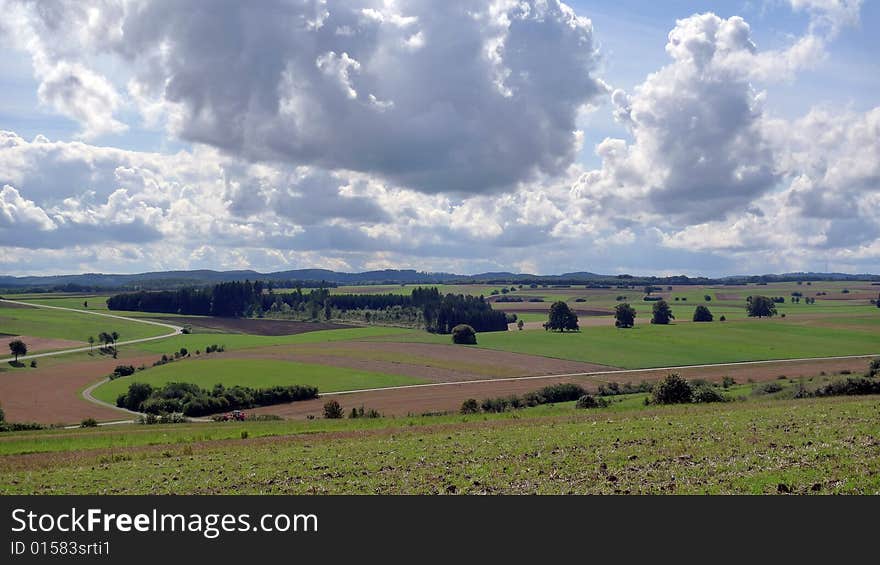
[536, 383, 586, 404]
[868, 359, 880, 378]
[692, 383, 726, 403]
[753, 382, 784, 395]
[323, 399, 343, 419]
[651, 374, 693, 405]
[460, 398, 479, 414]
[815, 377, 880, 397]
[575, 394, 608, 409]
[80, 418, 98, 428]
[451, 324, 477, 345]
[480, 397, 511, 413]
[30, 360, 37, 368]
[719, 315, 726, 322]
[721, 376, 736, 388]
[0, 404, 5, 423]
[112, 365, 136, 378]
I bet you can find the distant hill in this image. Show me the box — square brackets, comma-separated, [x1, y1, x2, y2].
[0, 268, 877, 292]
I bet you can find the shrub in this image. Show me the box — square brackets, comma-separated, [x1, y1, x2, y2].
[815, 377, 880, 397]
[80, 418, 98, 428]
[451, 324, 477, 345]
[722, 376, 736, 388]
[460, 398, 479, 414]
[537, 383, 586, 403]
[719, 315, 726, 322]
[30, 360, 37, 368]
[480, 397, 510, 413]
[575, 394, 608, 409]
[179, 347, 188, 357]
[692, 383, 726, 403]
[112, 365, 136, 378]
[0, 404, 5, 422]
[754, 382, 784, 395]
[868, 359, 880, 379]
[323, 399, 343, 419]
[240, 430, 249, 439]
[651, 374, 693, 405]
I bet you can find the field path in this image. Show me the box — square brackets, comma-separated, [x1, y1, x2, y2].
[0, 298, 183, 363]
[317, 353, 880, 396]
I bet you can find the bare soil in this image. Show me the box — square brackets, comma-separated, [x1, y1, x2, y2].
[7, 335, 85, 353]
[233, 341, 613, 383]
[149, 316, 354, 336]
[0, 352, 156, 424]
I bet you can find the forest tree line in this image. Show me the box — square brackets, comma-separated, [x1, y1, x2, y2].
[107, 282, 508, 333]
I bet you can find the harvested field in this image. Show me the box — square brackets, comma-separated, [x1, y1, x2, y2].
[148, 316, 354, 336]
[715, 293, 744, 301]
[0, 352, 157, 423]
[250, 355, 876, 419]
[6, 335, 85, 353]
[232, 341, 613, 383]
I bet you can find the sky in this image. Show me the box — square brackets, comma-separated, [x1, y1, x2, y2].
[0, 0, 877, 277]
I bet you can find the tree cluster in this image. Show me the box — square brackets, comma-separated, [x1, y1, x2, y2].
[116, 381, 318, 416]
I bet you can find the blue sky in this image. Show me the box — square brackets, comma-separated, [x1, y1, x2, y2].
[0, 1, 877, 276]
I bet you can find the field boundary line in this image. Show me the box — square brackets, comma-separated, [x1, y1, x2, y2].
[0, 298, 183, 362]
[319, 353, 880, 396]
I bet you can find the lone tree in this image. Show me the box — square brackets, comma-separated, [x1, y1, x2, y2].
[747, 295, 778, 318]
[9, 339, 27, 362]
[88, 335, 95, 352]
[651, 300, 674, 325]
[615, 303, 637, 328]
[693, 305, 714, 322]
[111, 331, 120, 346]
[544, 301, 579, 332]
[451, 324, 477, 345]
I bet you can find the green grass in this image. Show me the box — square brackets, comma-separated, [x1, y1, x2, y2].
[394, 318, 880, 369]
[129, 326, 417, 354]
[2, 395, 878, 494]
[0, 303, 169, 345]
[92, 358, 427, 403]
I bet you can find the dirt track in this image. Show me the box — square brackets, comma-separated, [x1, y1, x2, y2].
[250, 356, 876, 419]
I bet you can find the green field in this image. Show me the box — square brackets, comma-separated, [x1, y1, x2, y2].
[2, 394, 879, 494]
[0, 303, 170, 345]
[129, 326, 414, 354]
[481, 320, 879, 368]
[92, 358, 426, 403]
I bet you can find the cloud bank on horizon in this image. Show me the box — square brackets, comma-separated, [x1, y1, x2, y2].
[0, 0, 877, 277]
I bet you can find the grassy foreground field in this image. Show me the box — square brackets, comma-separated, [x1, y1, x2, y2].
[2, 394, 878, 494]
[92, 358, 427, 403]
